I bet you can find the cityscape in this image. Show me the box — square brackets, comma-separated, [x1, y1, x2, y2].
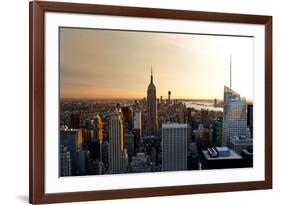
[59, 69, 253, 176]
[59, 28, 254, 177]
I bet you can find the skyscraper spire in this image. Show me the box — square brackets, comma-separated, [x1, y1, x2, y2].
[230, 55, 232, 89]
[151, 65, 153, 83]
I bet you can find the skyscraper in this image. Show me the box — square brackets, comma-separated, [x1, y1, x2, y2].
[70, 113, 80, 129]
[84, 115, 103, 161]
[124, 132, 135, 161]
[60, 128, 83, 176]
[108, 109, 128, 174]
[93, 114, 103, 162]
[93, 114, 103, 143]
[147, 68, 158, 136]
[162, 123, 188, 171]
[247, 104, 253, 138]
[121, 106, 134, 132]
[60, 145, 72, 176]
[211, 116, 223, 146]
[133, 112, 142, 131]
[184, 107, 192, 124]
[222, 86, 247, 147]
[133, 111, 142, 152]
[168, 90, 171, 104]
[201, 109, 209, 128]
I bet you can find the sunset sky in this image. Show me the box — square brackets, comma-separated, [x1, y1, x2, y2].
[60, 27, 254, 100]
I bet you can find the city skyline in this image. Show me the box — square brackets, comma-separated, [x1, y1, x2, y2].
[60, 67, 253, 176]
[59, 28, 254, 177]
[60, 28, 254, 101]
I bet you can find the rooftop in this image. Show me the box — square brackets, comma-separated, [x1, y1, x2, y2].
[224, 86, 240, 97]
[162, 123, 188, 129]
[216, 146, 229, 152]
[202, 149, 242, 160]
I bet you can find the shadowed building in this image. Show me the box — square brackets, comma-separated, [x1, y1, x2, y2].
[121, 106, 134, 132]
[93, 114, 103, 162]
[70, 113, 80, 129]
[83, 115, 103, 162]
[60, 145, 72, 176]
[247, 104, 253, 138]
[211, 116, 223, 147]
[146, 68, 158, 136]
[60, 128, 84, 176]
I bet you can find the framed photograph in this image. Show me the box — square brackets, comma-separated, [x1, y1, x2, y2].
[29, 1, 272, 204]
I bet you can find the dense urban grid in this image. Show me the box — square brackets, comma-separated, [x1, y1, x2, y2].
[59, 69, 253, 176]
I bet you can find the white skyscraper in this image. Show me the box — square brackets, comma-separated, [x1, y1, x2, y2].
[222, 86, 247, 147]
[162, 123, 188, 171]
[133, 111, 142, 129]
[108, 109, 128, 174]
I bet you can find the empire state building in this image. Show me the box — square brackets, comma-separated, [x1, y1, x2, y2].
[147, 68, 158, 136]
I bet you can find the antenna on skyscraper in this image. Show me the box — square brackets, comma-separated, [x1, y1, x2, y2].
[150, 65, 153, 82]
[230, 55, 232, 89]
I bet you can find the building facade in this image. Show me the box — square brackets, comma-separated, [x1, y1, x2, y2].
[247, 104, 253, 138]
[60, 128, 83, 176]
[60, 145, 72, 176]
[229, 136, 253, 155]
[147, 70, 158, 136]
[108, 109, 128, 174]
[222, 86, 247, 147]
[162, 123, 188, 171]
[211, 116, 223, 147]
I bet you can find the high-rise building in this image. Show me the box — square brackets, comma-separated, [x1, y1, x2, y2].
[195, 125, 211, 149]
[93, 114, 103, 143]
[124, 132, 135, 161]
[70, 113, 80, 129]
[184, 107, 192, 124]
[60, 145, 72, 176]
[93, 114, 103, 162]
[211, 116, 223, 146]
[186, 124, 192, 145]
[162, 123, 188, 171]
[201, 109, 209, 128]
[84, 115, 103, 161]
[147, 69, 158, 136]
[121, 106, 134, 132]
[222, 86, 247, 147]
[229, 136, 253, 155]
[132, 128, 141, 154]
[133, 112, 142, 129]
[60, 128, 83, 176]
[247, 104, 253, 138]
[108, 109, 128, 174]
[168, 90, 171, 104]
[133, 111, 142, 153]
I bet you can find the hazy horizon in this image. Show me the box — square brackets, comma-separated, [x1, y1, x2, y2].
[60, 27, 254, 101]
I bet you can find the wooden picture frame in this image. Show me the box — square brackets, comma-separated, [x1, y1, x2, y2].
[29, 1, 272, 204]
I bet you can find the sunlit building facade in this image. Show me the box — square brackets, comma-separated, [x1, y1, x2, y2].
[222, 86, 247, 147]
[108, 109, 128, 174]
